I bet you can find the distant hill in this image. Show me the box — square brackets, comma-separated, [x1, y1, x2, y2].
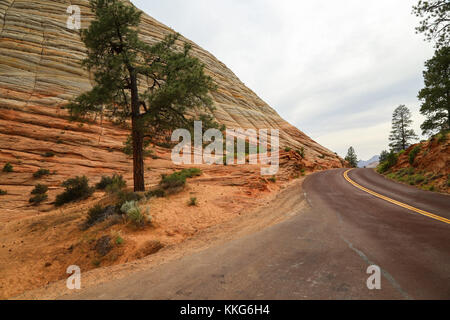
[358, 156, 380, 168]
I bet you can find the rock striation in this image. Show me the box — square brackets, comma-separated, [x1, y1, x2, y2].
[0, 0, 344, 216]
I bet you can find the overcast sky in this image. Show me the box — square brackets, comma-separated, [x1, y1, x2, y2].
[132, 0, 434, 160]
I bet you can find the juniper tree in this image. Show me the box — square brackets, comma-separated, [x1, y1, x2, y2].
[345, 147, 358, 168]
[388, 105, 419, 152]
[418, 46, 450, 136]
[413, 0, 450, 48]
[68, 0, 216, 191]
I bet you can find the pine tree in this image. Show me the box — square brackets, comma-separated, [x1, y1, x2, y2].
[68, 0, 216, 191]
[413, 0, 450, 48]
[418, 47, 450, 136]
[388, 105, 418, 152]
[345, 147, 358, 168]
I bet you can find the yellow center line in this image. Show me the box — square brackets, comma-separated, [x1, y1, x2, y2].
[343, 169, 450, 225]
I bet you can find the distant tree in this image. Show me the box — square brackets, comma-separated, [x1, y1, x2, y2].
[389, 105, 419, 152]
[418, 46, 450, 136]
[345, 147, 358, 168]
[379, 150, 389, 163]
[68, 0, 216, 192]
[413, 0, 450, 48]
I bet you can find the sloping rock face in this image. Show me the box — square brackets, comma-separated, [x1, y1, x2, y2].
[0, 0, 344, 214]
[0, 0, 342, 153]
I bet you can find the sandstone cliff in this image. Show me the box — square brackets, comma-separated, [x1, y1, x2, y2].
[0, 0, 343, 213]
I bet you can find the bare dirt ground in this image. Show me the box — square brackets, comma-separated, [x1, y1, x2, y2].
[0, 146, 311, 299]
[16, 176, 306, 300]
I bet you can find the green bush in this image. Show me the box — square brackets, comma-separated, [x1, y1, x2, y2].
[33, 168, 51, 179]
[42, 152, 55, 158]
[31, 184, 48, 195]
[409, 146, 421, 165]
[296, 147, 305, 158]
[189, 197, 198, 206]
[377, 151, 398, 174]
[0, 189, 7, 195]
[121, 201, 150, 227]
[415, 175, 426, 184]
[284, 147, 292, 152]
[146, 188, 166, 199]
[29, 193, 48, 205]
[86, 204, 106, 226]
[436, 131, 449, 144]
[2, 163, 13, 173]
[96, 174, 126, 193]
[116, 191, 143, 209]
[55, 176, 94, 207]
[115, 235, 124, 245]
[159, 168, 202, 191]
[268, 176, 277, 183]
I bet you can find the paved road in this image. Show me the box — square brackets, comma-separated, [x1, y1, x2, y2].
[65, 169, 450, 300]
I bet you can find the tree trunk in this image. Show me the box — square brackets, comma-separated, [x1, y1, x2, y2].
[130, 70, 145, 192]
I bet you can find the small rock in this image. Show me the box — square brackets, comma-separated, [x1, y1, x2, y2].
[44, 262, 51, 267]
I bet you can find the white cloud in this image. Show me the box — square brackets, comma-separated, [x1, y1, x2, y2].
[132, 0, 434, 160]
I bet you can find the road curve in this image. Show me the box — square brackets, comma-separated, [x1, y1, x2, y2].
[63, 169, 450, 300]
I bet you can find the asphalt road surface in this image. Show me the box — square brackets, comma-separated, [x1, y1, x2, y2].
[65, 169, 450, 300]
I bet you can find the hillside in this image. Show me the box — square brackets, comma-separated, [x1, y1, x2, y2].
[378, 132, 450, 194]
[0, 0, 345, 298]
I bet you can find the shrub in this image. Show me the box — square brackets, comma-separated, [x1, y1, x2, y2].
[115, 235, 124, 245]
[121, 201, 150, 227]
[436, 131, 448, 144]
[86, 205, 106, 226]
[2, 163, 13, 173]
[29, 193, 48, 205]
[33, 168, 51, 179]
[301, 168, 306, 176]
[159, 168, 202, 192]
[181, 168, 203, 178]
[146, 188, 166, 199]
[377, 151, 398, 174]
[55, 176, 94, 207]
[415, 175, 426, 184]
[31, 184, 48, 195]
[268, 176, 277, 183]
[296, 147, 305, 158]
[160, 172, 186, 190]
[96, 174, 126, 193]
[189, 197, 198, 206]
[116, 191, 143, 209]
[42, 152, 55, 158]
[284, 147, 292, 152]
[409, 146, 421, 165]
[0, 189, 7, 195]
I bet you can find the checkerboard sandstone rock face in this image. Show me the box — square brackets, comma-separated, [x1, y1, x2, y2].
[0, 0, 343, 172]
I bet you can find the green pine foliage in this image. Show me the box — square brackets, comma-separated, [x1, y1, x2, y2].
[67, 0, 217, 192]
[418, 47, 450, 136]
[389, 105, 418, 152]
[345, 147, 358, 168]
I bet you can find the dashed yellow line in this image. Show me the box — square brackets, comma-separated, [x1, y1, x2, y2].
[343, 169, 450, 225]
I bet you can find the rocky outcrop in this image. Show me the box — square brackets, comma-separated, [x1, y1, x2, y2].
[0, 0, 344, 216]
[0, 0, 342, 154]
